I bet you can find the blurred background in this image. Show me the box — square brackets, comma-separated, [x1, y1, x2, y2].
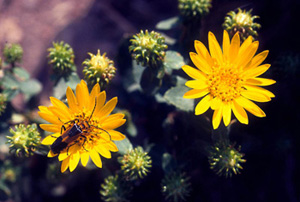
[0, 0, 299, 201]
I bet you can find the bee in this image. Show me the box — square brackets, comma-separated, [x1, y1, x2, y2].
[50, 98, 110, 154]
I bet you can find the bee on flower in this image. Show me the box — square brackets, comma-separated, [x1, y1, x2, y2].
[38, 80, 126, 172]
[182, 30, 276, 129]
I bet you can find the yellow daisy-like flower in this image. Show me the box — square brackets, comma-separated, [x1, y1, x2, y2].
[38, 80, 126, 172]
[182, 30, 275, 129]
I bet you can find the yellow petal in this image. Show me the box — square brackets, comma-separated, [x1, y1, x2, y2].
[245, 78, 276, 86]
[107, 130, 126, 141]
[69, 151, 80, 172]
[88, 83, 100, 112]
[183, 88, 209, 99]
[95, 146, 111, 159]
[194, 40, 212, 73]
[242, 64, 271, 78]
[195, 94, 212, 115]
[58, 151, 69, 161]
[182, 64, 206, 80]
[237, 41, 259, 68]
[47, 106, 69, 122]
[244, 85, 275, 98]
[94, 91, 106, 116]
[185, 80, 208, 89]
[244, 50, 269, 70]
[238, 35, 253, 56]
[41, 133, 60, 145]
[222, 103, 231, 126]
[90, 149, 102, 168]
[38, 111, 61, 125]
[231, 100, 248, 124]
[212, 106, 223, 129]
[229, 32, 240, 63]
[210, 97, 222, 110]
[95, 97, 117, 118]
[222, 30, 230, 61]
[208, 32, 223, 64]
[40, 124, 61, 133]
[81, 152, 90, 167]
[104, 141, 118, 152]
[102, 119, 126, 130]
[66, 87, 79, 112]
[61, 157, 70, 173]
[76, 80, 89, 109]
[50, 97, 72, 119]
[241, 91, 271, 102]
[47, 150, 58, 158]
[100, 113, 125, 123]
[235, 96, 266, 117]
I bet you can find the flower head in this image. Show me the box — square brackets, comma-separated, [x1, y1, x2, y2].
[182, 31, 275, 129]
[6, 124, 41, 157]
[118, 146, 152, 180]
[161, 171, 191, 202]
[48, 41, 75, 76]
[82, 50, 116, 89]
[178, 0, 212, 21]
[129, 30, 168, 68]
[208, 144, 246, 177]
[223, 8, 261, 41]
[3, 43, 23, 64]
[100, 174, 132, 202]
[38, 80, 126, 172]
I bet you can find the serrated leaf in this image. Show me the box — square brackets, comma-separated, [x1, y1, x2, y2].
[114, 137, 133, 155]
[156, 16, 179, 30]
[13, 67, 30, 81]
[164, 84, 194, 112]
[163, 51, 185, 74]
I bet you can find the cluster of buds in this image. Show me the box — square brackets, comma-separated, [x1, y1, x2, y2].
[208, 143, 246, 177]
[178, 0, 212, 21]
[0, 93, 7, 116]
[0, 160, 18, 183]
[129, 30, 168, 68]
[161, 171, 191, 202]
[223, 8, 261, 41]
[100, 174, 131, 202]
[47, 41, 75, 76]
[82, 50, 116, 89]
[3, 43, 23, 65]
[6, 124, 41, 157]
[118, 146, 152, 180]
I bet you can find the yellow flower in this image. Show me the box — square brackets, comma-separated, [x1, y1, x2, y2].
[38, 80, 126, 172]
[182, 31, 275, 129]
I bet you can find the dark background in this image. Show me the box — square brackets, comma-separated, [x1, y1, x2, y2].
[1, 0, 299, 201]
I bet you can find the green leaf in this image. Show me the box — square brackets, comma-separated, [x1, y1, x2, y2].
[114, 137, 133, 155]
[53, 72, 80, 99]
[156, 16, 179, 30]
[2, 88, 19, 101]
[163, 51, 185, 74]
[162, 153, 177, 173]
[13, 67, 30, 81]
[1, 73, 20, 90]
[19, 79, 42, 101]
[126, 122, 137, 137]
[163, 77, 194, 112]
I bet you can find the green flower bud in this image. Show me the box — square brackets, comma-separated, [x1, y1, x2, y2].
[82, 50, 116, 89]
[208, 143, 246, 177]
[178, 0, 212, 21]
[129, 30, 168, 68]
[3, 43, 23, 64]
[48, 41, 75, 76]
[118, 146, 152, 180]
[0, 94, 7, 116]
[223, 8, 261, 41]
[161, 171, 191, 202]
[6, 124, 41, 157]
[100, 174, 131, 202]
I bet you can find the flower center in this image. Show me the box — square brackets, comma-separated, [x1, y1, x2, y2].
[207, 61, 243, 102]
